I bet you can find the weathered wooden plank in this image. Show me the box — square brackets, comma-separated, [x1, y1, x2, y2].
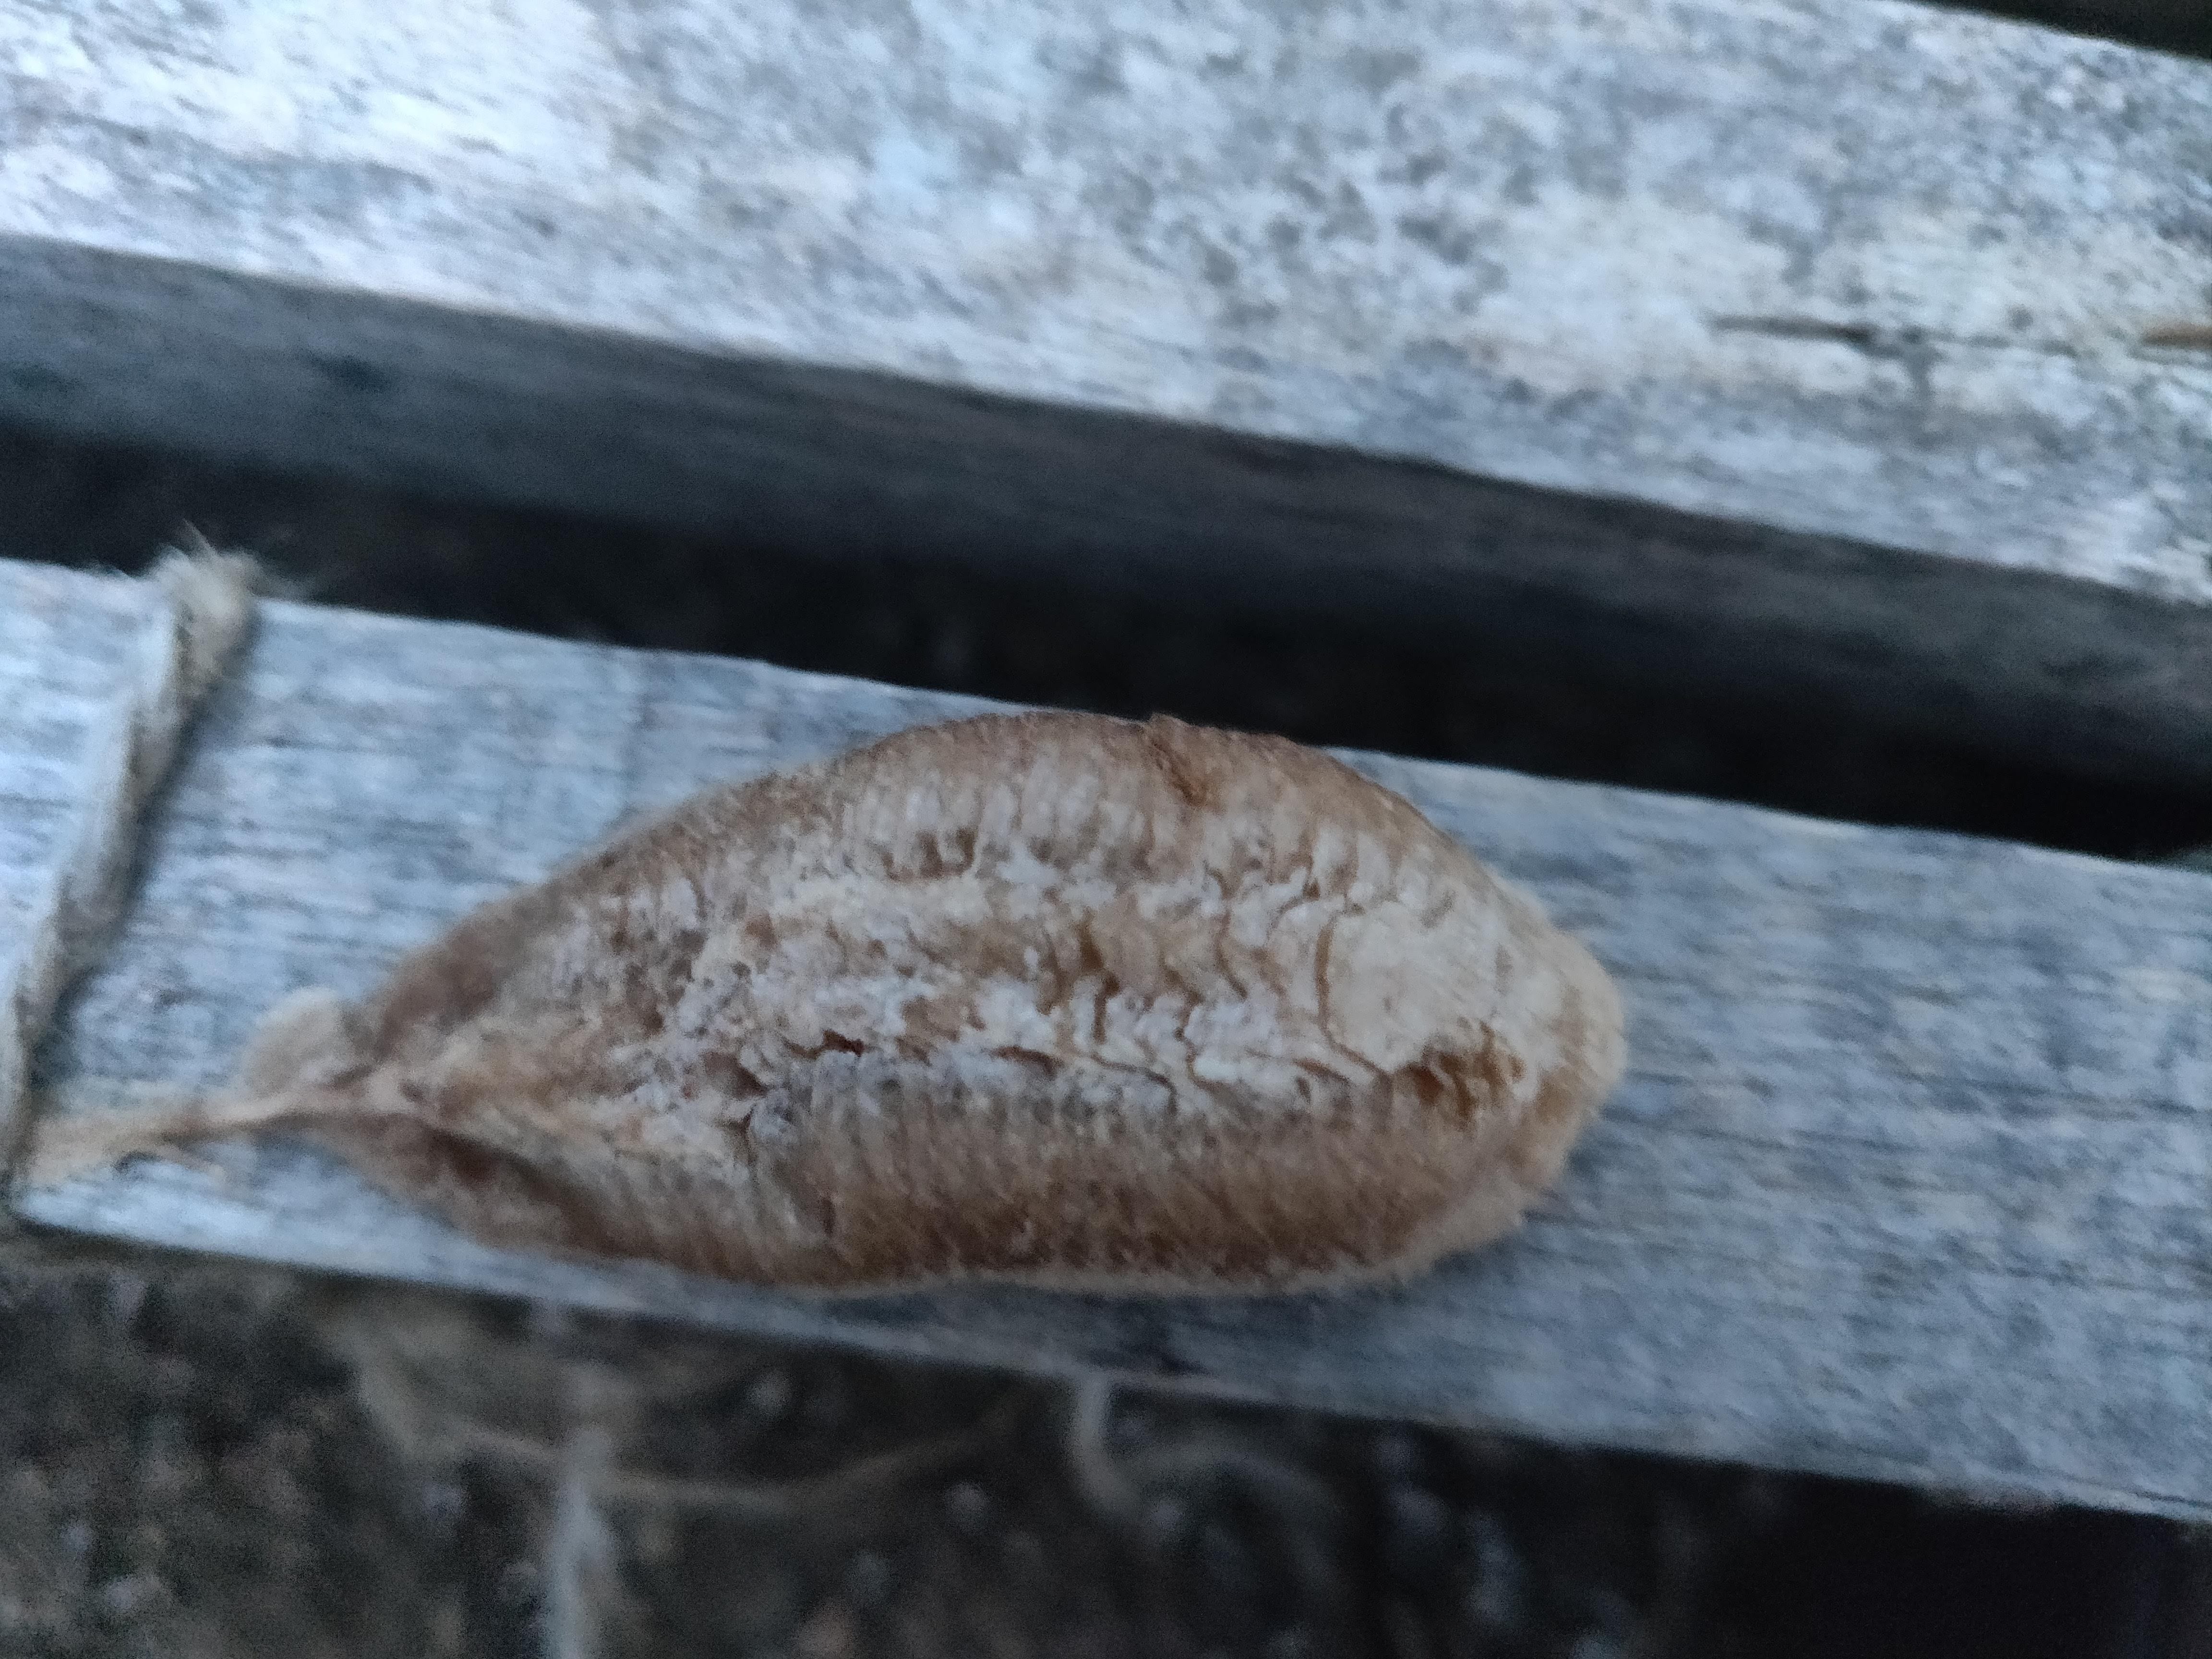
[0, 567, 149, 954]
[7, 559, 2208, 1517]
[2, 0, 2212, 785]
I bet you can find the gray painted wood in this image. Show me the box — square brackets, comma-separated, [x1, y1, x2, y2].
[7, 559, 2208, 1518]
[3, 1, 2212, 785]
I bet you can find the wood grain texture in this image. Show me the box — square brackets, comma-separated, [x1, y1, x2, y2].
[0, 569, 150, 940]
[7, 560, 2208, 1517]
[0, 565, 157, 1156]
[2, 0, 2212, 782]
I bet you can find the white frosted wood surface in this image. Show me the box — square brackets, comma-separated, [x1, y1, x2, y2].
[3, 0, 2212, 781]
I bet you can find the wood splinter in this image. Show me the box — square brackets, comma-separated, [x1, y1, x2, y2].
[26, 712, 1625, 1295]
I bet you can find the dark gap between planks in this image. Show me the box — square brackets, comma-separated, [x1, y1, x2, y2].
[4, 420, 2209, 866]
[1929, 0, 2212, 59]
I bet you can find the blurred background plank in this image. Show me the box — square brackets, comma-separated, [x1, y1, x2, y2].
[11, 558, 2209, 1520]
[2, 0, 2211, 786]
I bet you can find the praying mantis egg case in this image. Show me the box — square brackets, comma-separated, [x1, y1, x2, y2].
[228, 711, 1626, 1294]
